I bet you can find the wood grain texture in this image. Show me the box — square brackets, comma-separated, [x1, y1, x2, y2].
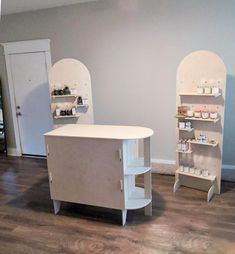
[0, 156, 235, 254]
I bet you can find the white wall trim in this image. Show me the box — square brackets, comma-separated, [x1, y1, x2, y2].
[1, 39, 52, 156]
[1, 39, 51, 55]
[151, 158, 235, 171]
[151, 158, 176, 165]
[7, 147, 20, 156]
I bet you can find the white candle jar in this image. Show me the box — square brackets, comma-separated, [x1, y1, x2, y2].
[201, 111, 209, 119]
[202, 169, 209, 177]
[189, 167, 195, 174]
[195, 168, 201, 176]
[197, 86, 204, 94]
[179, 122, 185, 129]
[187, 110, 194, 117]
[179, 165, 184, 172]
[184, 166, 189, 173]
[55, 108, 60, 116]
[212, 87, 220, 94]
[194, 111, 201, 118]
[210, 111, 218, 119]
[204, 87, 212, 94]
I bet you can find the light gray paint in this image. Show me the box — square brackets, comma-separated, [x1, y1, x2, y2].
[0, 0, 235, 165]
[2, 0, 96, 15]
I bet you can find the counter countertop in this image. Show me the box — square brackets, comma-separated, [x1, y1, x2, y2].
[44, 124, 154, 140]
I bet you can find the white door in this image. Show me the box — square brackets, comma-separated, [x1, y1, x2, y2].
[9, 52, 52, 156]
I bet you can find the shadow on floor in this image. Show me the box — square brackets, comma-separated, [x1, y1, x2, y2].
[7, 177, 165, 226]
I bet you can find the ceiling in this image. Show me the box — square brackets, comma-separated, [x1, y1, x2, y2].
[2, 0, 97, 15]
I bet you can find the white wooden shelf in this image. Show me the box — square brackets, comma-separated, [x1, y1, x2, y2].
[185, 117, 220, 123]
[51, 94, 77, 98]
[54, 114, 79, 119]
[76, 104, 89, 108]
[126, 187, 151, 210]
[178, 93, 221, 98]
[188, 140, 218, 147]
[176, 169, 216, 182]
[177, 128, 194, 132]
[176, 149, 192, 154]
[176, 115, 220, 123]
[125, 166, 151, 176]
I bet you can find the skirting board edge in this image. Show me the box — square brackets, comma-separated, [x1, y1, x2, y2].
[6, 149, 235, 173]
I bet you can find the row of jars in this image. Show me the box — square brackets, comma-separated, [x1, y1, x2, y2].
[52, 86, 77, 96]
[197, 86, 220, 95]
[186, 109, 218, 119]
[55, 106, 76, 116]
[179, 165, 209, 177]
[179, 121, 192, 129]
[178, 140, 190, 152]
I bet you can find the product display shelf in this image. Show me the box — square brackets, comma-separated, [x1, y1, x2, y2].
[125, 158, 151, 175]
[177, 128, 194, 132]
[176, 149, 192, 154]
[125, 187, 151, 210]
[54, 114, 80, 119]
[188, 140, 218, 147]
[174, 168, 216, 202]
[175, 115, 220, 123]
[51, 94, 77, 98]
[178, 93, 221, 98]
[76, 104, 89, 108]
[174, 50, 226, 202]
[48, 58, 94, 128]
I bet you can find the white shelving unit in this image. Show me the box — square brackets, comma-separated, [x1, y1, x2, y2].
[48, 58, 94, 129]
[45, 124, 154, 226]
[174, 50, 227, 202]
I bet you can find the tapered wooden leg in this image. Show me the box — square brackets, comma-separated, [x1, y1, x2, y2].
[144, 202, 152, 216]
[173, 179, 181, 192]
[53, 200, 61, 214]
[207, 184, 215, 202]
[122, 209, 127, 226]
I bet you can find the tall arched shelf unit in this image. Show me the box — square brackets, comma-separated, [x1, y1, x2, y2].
[173, 51, 227, 202]
[48, 58, 94, 128]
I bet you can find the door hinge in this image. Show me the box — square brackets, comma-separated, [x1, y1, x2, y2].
[46, 144, 49, 156]
[49, 172, 52, 183]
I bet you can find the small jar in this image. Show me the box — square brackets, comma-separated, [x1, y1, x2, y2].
[72, 107, 76, 115]
[55, 107, 60, 116]
[194, 110, 201, 118]
[189, 167, 195, 174]
[210, 111, 218, 119]
[197, 86, 204, 94]
[82, 98, 88, 105]
[185, 121, 192, 129]
[201, 110, 209, 119]
[202, 169, 209, 177]
[184, 166, 189, 173]
[187, 110, 194, 117]
[195, 168, 201, 176]
[204, 86, 212, 94]
[212, 86, 220, 94]
[179, 165, 184, 172]
[63, 86, 71, 95]
[179, 122, 185, 129]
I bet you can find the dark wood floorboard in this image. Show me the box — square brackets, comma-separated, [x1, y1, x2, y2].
[0, 155, 235, 254]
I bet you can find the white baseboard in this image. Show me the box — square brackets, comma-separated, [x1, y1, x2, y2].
[7, 147, 21, 156]
[151, 158, 235, 171]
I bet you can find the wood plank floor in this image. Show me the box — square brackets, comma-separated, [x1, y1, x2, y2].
[0, 155, 235, 254]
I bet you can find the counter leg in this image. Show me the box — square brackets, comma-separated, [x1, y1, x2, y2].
[122, 209, 127, 226]
[53, 200, 61, 214]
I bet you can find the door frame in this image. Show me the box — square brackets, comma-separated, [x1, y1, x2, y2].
[1, 39, 52, 156]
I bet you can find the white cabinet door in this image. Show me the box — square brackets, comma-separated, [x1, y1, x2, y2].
[10, 52, 52, 156]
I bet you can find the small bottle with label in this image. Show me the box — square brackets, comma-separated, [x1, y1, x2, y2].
[72, 107, 76, 115]
[55, 106, 60, 116]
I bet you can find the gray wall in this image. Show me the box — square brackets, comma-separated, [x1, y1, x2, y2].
[0, 0, 235, 165]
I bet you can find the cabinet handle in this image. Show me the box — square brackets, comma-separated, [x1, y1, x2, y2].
[118, 149, 122, 161]
[120, 180, 123, 192]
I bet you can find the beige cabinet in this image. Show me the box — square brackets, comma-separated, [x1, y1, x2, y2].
[45, 124, 154, 225]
